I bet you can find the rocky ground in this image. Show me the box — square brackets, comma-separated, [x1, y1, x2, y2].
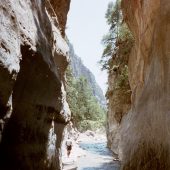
[62, 131, 120, 170]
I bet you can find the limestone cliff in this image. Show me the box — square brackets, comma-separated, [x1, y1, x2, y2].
[104, 1, 133, 156]
[106, 27, 132, 155]
[106, 58, 131, 156]
[0, 0, 70, 169]
[119, 0, 170, 169]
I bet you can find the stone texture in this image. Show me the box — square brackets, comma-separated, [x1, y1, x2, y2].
[106, 39, 132, 156]
[0, 0, 70, 169]
[107, 68, 131, 156]
[119, 0, 170, 169]
[49, 0, 71, 36]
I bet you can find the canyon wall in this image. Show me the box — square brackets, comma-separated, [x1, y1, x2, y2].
[106, 61, 131, 156]
[0, 0, 70, 169]
[106, 8, 133, 156]
[119, 0, 170, 169]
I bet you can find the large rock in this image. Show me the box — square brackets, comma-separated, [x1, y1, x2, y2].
[106, 24, 132, 156]
[106, 67, 131, 155]
[0, 0, 70, 169]
[120, 0, 170, 169]
[49, 0, 71, 36]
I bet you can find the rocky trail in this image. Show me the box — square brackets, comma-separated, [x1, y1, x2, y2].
[62, 132, 120, 170]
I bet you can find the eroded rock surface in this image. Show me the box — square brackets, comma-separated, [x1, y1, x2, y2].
[0, 0, 70, 169]
[107, 65, 131, 155]
[106, 15, 133, 156]
[119, 0, 170, 169]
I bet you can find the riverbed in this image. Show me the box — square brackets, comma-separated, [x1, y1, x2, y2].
[76, 134, 120, 170]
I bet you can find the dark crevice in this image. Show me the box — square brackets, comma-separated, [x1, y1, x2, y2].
[0, 65, 14, 119]
[1, 42, 10, 53]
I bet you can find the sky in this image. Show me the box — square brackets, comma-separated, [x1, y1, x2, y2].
[66, 0, 114, 93]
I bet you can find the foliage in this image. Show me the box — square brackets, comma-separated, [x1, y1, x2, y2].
[78, 120, 105, 132]
[99, 0, 134, 71]
[66, 66, 106, 132]
[101, 0, 133, 124]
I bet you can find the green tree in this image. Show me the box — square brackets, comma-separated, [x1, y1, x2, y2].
[99, 1, 121, 70]
[100, 0, 133, 128]
[99, 0, 133, 71]
[66, 66, 106, 131]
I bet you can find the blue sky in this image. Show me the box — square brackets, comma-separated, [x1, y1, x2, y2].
[66, 0, 114, 93]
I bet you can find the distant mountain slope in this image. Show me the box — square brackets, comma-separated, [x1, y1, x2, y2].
[68, 43, 106, 106]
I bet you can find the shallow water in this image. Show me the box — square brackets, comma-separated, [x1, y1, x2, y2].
[77, 141, 120, 170]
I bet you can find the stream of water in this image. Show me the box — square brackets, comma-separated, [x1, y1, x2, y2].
[76, 140, 120, 170]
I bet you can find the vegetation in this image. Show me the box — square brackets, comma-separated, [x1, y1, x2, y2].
[66, 66, 106, 132]
[99, 0, 133, 125]
[100, 0, 134, 100]
[99, 0, 134, 72]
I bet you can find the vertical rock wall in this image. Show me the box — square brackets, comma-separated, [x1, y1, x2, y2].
[106, 23, 133, 156]
[107, 64, 131, 156]
[0, 0, 70, 169]
[49, 0, 70, 36]
[120, 0, 170, 169]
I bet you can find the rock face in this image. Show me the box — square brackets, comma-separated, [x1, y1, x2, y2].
[49, 0, 70, 36]
[106, 29, 132, 155]
[69, 43, 106, 106]
[0, 0, 70, 169]
[106, 66, 131, 155]
[119, 0, 170, 169]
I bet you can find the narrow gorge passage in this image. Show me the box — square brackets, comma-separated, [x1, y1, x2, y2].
[1, 0, 169, 169]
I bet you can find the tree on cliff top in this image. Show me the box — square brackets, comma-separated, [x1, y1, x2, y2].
[99, 0, 133, 71]
[99, 1, 120, 70]
[99, 0, 133, 129]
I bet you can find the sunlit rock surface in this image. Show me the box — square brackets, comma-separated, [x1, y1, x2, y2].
[119, 0, 170, 169]
[107, 68, 131, 156]
[0, 0, 70, 169]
